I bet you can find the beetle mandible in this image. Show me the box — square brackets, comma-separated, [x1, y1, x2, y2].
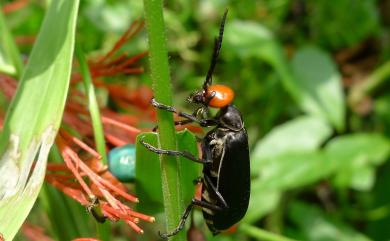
[140, 9, 250, 239]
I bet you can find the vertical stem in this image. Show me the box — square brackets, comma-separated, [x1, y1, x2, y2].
[143, 1, 185, 241]
[349, 60, 390, 107]
[75, 47, 111, 241]
[75, 46, 108, 165]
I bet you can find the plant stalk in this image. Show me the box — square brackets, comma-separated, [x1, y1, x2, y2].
[349, 60, 390, 107]
[75, 47, 111, 241]
[143, 1, 185, 241]
[75, 46, 108, 165]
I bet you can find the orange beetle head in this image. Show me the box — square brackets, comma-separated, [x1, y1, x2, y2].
[206, 85, 234, 108]
[188, 84, 234, 108]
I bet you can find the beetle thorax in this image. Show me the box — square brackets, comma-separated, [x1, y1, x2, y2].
[217, 105, 244, 131]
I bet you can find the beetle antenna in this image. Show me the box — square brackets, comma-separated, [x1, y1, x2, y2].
[203, 9, 228, 91]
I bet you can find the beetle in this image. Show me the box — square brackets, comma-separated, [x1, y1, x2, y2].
[140, 9, 250, 238]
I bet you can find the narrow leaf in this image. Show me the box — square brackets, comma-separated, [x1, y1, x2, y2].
[76, 47, 107, 164]
[0, 1, 80, 239]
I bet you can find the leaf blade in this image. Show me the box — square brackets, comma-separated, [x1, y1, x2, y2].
[0, 1, 80, 239]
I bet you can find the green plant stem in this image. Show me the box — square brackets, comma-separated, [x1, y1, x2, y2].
[349, 60, 390, 106]
[143, 1, 185, 241]
[75, 46, 108, 164]
[240, 223, 299, 241]
[75, 47, 110, 241]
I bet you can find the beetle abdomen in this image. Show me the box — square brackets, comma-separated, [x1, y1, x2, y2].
[202, 128, 250, 232]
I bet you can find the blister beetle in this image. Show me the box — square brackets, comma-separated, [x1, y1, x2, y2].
[140, 10, 250, 238]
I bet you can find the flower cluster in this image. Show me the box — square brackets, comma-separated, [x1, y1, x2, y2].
[0, 19, 155, 235]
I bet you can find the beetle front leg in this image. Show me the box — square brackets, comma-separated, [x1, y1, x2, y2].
[150, 98, 218, 127]
[152, 119, 195, 132]
[151, 98, 197, 120]
[140, 137, 211, 164]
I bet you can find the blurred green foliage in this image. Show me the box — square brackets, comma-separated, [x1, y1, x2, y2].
[2, 0, 390, 240]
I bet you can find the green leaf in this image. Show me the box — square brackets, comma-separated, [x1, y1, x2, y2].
[136, 132, 163, 214]
[257, 151, 330, 191]
[291, 46, 345, 131]
[288, 201, 372, 241]
[177, 130, 202, 205]
[136, 130, 200, 214]
[251, 115, 332, 173]
[0, 10, 23, 77]
[224, 20, 274, 60]
[350, 166, 375, 191]
[40, 184, 82, 241]
[0, 1, 79, 239]
[325, 133, 390, 190]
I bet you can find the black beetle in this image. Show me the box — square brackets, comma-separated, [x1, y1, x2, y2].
[140, 10, 250, 238]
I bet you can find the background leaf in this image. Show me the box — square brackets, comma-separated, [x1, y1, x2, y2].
[291, 46, 345, 131]
[256, 151, 329, 191]
[288, 201, 372, 241]
[325, 133, 390, 190]
[251, 115, 332, 173]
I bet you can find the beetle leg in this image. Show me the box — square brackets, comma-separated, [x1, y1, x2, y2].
[151, 98, 196, 120]
[140, 137, 212, 164]
[204, 175, 228, 209]
[152, 119, 195, 132]
[158, 203, 194, 239]
[158, 198, 223, 239]
[192, 198, 223, 211]
[150, 98, 218, 127]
